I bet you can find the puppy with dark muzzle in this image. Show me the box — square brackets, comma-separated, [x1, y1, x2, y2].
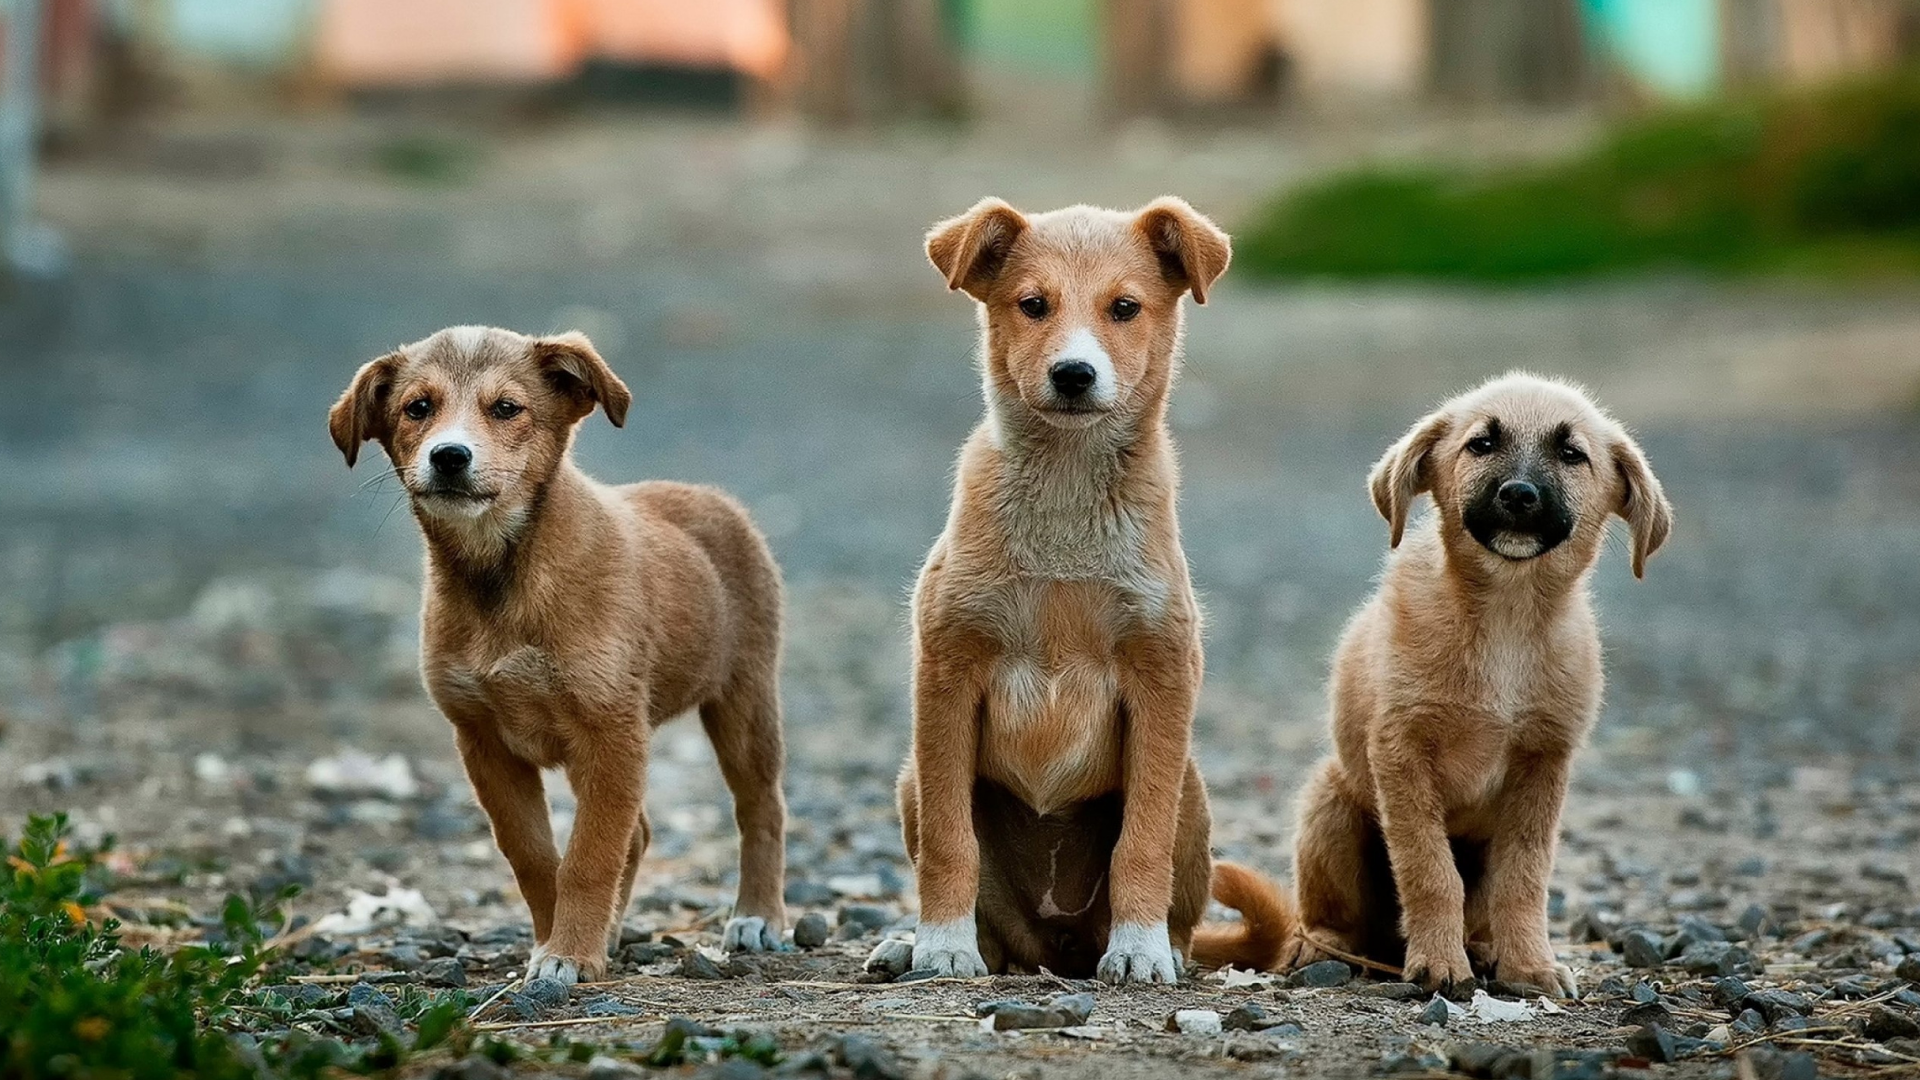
[328, 326, 789, 985]
[1218, 373, 1673, 995]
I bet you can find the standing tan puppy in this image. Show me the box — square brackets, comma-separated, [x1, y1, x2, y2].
[873, 197, 1291, 984]
[1228, 373, 1673, 995]
[329, 326, 788, 985]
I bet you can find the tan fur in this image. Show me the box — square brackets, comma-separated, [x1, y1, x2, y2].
[329, 326, 788, 983]
[1280, 373, 1673, 995]
[889, 197, 1284, 983]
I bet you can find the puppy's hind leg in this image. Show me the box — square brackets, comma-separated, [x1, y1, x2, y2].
[701, 674, 789, 953]
[1285, 758, 1374, 971]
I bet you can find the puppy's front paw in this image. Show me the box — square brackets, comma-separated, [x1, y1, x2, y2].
[1097, 922, 1181, 986]
[722, 915, 783, 953]
[1403, 941, 1476, 993]
[911, 916, 989, 978]
[1497, 959, 1578, 998]
[527, 943, 599, 987]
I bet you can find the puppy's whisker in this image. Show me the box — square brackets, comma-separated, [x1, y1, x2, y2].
[372, 494, 409, 539]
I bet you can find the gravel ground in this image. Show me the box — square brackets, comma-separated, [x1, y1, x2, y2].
[3, 110, 1920, 1078]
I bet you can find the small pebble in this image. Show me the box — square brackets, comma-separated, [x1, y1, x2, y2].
[1286, 959, 1352, 988]
[1417, 996, 1451, 1026]
[418, 956, 466, 988]
[677, 952, 728, 980]
[792, 912, 831, 949]
[1621, 928, 1664, 968]
[1626, 1024, 1677, 1064]
[1168, 1009, 1223, 1035]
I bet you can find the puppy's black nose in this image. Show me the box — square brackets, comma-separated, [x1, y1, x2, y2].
[1498, 480, 1540, 511]
[429, 443, 472, 476]
[1050, 360, 1097, 398]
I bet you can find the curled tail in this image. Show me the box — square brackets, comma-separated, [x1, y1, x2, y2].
[1189, 861, 1295, 971]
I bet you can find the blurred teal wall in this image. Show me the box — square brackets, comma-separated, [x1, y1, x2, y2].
[955, 0, 1098, 77]
[1583, 0, 1721, 98]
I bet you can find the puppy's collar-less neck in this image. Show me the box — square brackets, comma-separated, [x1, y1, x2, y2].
[418, 462, 586, 608]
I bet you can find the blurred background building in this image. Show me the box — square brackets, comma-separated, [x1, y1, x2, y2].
[5, 0, 1918, 133]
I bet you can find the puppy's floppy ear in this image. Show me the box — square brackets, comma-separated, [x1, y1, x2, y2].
[1135, 196, 1232, 304]
[328, 352, 401, 468]
[1611, 433, 1673, 579]
[534, 331, 631, 427]
[1368, 409, 1451, 549]
[926, 198, 1029, 300]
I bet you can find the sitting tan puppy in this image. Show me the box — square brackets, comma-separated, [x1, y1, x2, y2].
[329, 326, 788, 984]
[871, 197, 1291, 984]
[1250, 373, 1672, 995]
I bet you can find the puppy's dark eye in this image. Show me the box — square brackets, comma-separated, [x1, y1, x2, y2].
[1018, 295, 1049, 319]
[1466, 433, 1499, 456]
[1110, 297, 1141, 322]
[1557, 443, 1588, 465]
[491, 399, 522, 421]
[403, 397, 432, 421]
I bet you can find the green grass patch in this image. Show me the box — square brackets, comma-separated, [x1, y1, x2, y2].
[1237, 70, 1920, 282]
[1, 813, 799, 1078]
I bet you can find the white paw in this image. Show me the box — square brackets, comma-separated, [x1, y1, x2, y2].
[864, 937, 915, 976]
[526, 944, 580, 987]
[1097, 921, 1180, 985]
[722, 915, 781, 953]
[911, 915, 989, 978]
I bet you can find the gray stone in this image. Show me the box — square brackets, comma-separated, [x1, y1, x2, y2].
[1741, 1049, 1818, 1080]
[1359, 982, 1426, 1001]
[1744, 989, 1813, 1023]
[1621, 928, 1665, 968]
[863, 938, 913, 978]
[523, 977, 570, 1007]
[1626, 1025, 1677, 1064]
[677, 951, 728, 980]
[833, 1035, 904, 1080]
[624, 942, 678, 965]
[418, 957, 466, 988]
[1621, 1001, 1674, 1029]
[1713, 976, 1752, 1006]
[1864, 1005, 1920, 1042]
[1224, 1002, 1293, 1032]
[791, 912, 830, 949]
[582, 996, 645, 1018]
[1680, 941, 1754, 976]
[1286, 959, 1352, 988]
[345, 984, 401, 1035]
[1897, 955, 1920, 983]
[1417, 996, 1451, 1027]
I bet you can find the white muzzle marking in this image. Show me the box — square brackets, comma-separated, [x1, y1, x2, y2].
[1054, 327, 1117, 408]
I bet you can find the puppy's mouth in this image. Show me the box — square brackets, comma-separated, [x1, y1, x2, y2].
[1464, 516, 1573, 562]
[1035, 402, 1112, 429]
[1485, 531, 1556, 560]
[412, 485, 500, 518]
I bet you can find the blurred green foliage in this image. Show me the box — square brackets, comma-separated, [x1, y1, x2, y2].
[1238, 69, 1920, 281]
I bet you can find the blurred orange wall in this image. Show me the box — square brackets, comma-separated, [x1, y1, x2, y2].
[1270, 0, 1425, 96]
[316, 0, 787, 87]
